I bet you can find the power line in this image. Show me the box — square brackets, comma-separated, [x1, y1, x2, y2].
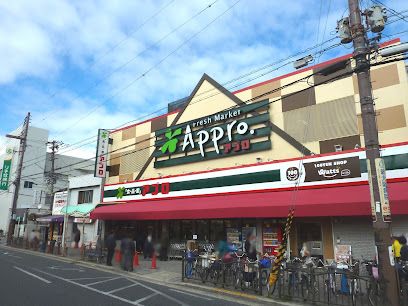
[33, 0, 176, 125]
[11, 55, 405, 189]
[52, 0, 221, 137]
[21, 39, 343, 168]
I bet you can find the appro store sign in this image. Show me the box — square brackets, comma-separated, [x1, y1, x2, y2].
[154, 100, 271, 168]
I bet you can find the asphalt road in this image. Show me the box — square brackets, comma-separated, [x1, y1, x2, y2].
[0, 246, 254, 306]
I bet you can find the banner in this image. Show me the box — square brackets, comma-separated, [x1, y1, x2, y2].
[0, 159, 12, 190]
[52, 191, 68, 215]
[94, 129, 109, 178]
[375, 158, 391, 222]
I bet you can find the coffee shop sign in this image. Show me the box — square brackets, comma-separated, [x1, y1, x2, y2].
[161, 109, 255, 157]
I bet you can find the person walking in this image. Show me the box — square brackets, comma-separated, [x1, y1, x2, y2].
[143, 235, 153, 259]
[106, 231, 116, 266]
[392, 236, 402, 261]
[121, 236, 136, 272]
[74, 229, 81, 248]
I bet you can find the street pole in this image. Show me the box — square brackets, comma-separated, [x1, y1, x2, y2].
[6, 112, 30, 245]
[348, 0, 399, 304]
[47, 140, 59, 213]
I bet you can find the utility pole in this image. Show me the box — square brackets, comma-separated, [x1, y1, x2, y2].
[47, 140, 60, 213]
[347, 0, 399, 304]
[6, 112, 30, 245]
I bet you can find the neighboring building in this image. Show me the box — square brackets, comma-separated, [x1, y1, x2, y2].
[91, 38, 408, 260]
[64, 174, 102, 246]
[0, 126, 94, 241]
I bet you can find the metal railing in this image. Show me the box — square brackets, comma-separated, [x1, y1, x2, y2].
[182, 255, 408, 306]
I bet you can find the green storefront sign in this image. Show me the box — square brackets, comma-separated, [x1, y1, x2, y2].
[154, 100, 272, 168]
[0, 159, 12, 190]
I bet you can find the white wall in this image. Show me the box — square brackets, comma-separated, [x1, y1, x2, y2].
[0, 126, 48, 233]
[67, 174, 102, 244]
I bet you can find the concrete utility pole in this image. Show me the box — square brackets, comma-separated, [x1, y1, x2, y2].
[6, 112, 30, 245]
[347, 0, 399, 304]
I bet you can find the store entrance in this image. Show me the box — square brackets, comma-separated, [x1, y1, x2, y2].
[296, 222, 323, 259]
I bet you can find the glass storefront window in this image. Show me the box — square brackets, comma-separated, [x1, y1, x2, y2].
[181, 220, 193, 240]
[196, 220, 209, 242]
[210, 220, 224, 242]
[169, 221, 181, 242]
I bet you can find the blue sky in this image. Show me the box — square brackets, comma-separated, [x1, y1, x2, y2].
[0, 0, 406, 158]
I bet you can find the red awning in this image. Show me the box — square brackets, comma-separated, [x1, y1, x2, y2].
[91, 181, 408, 220]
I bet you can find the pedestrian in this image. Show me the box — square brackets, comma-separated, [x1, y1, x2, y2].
[392, 235, 402, 261]
[121, 236, 135, 272]
[244, 232, 257, 285]
[74, 229, 81, 248]
[159, 234, 169, 261]
[143, 234, 153, 259]
[106, 231, 116, 266]
[397, 235, 408, 282]
[400, 236, 408, 261]
[244, 232, 257, 260]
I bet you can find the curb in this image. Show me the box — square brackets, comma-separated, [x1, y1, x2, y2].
[1, 245, 298, 306]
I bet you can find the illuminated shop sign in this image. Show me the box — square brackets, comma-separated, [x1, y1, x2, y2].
[154, 100, 272, 168]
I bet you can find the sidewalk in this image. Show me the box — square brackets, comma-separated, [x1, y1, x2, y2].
[64, 247, 181, 283]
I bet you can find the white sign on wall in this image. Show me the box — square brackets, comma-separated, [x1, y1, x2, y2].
[94, 129, 109, 178]
[52, 191, 68, 215]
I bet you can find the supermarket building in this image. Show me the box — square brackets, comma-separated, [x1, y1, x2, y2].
[91, 39, 408, 260]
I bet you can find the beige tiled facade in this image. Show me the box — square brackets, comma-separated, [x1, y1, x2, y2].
[106, 48, 408, 184]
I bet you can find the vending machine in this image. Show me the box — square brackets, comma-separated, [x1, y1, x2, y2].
[262, 225, 283, 256]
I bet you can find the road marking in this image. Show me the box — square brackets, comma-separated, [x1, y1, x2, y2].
[49, 266, 84, 272]
[69, 276, 114, 281]
[86, 276, 122, 286]
[14, 266, 51, 284]
[108, 283, 138, 294]
[169, 289, 213, 301]
[212, 288, 257, 300]
[125, 278, 188, 306]
[134, 292, 157, 303]
[33, 269, 136, 305]
[3, 252, 22, 259]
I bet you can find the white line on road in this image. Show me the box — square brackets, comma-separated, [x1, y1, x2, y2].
[108, 283, 138, 294]
[33, 269, 137, 306]
[14, 266, 51, 284]
[169, 289, 213, 301]
[86, 276, 122, 286]
[125, 278, 188, 306]
[134, 292, 157, 304]
[69, 276, 115, 281]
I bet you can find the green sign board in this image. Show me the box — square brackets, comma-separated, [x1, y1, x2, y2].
[0, 159, 12, 190]
[154, 100, 272, 168]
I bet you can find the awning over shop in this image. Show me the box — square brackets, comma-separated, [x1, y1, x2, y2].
[60, 204, 96, 217]
[90, 181, 408, 220]
[36, 215, 64, 223]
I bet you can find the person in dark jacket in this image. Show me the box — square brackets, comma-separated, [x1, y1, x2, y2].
[121, 236, 136, 272]
[244, 232, 257, 260]
[74, 229, 81, 248]
[106, 231, 116, 266]
[143, 235, 154, 259]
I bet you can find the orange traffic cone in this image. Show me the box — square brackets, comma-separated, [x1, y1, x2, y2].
[133, 252, 139, 267]
[115, 249, 122, 263]
[151, 253, 157, 269]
